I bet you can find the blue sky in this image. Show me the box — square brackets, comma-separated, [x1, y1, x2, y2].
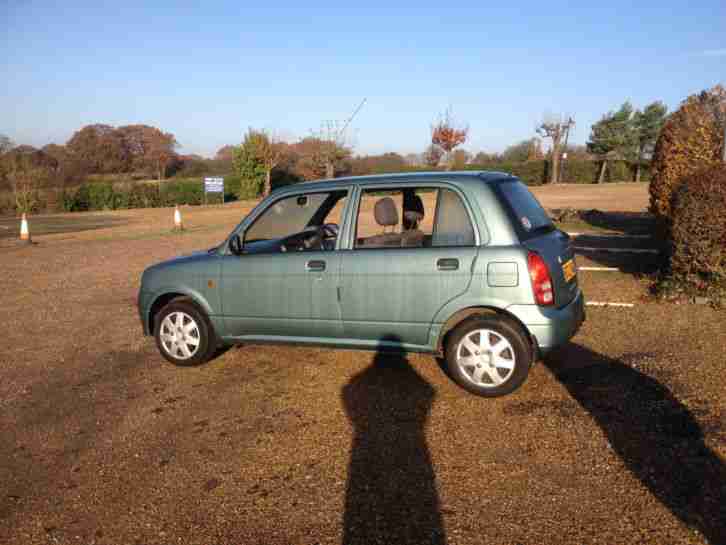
[2, 1, 725, 157]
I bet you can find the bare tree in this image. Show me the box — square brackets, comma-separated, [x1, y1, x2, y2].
[257, 130, 288, 196]
[431, 108, 469, 170]
[5, 155, 48, 213]
[314, 121, 351, 179]
[537, 115, 575, 184]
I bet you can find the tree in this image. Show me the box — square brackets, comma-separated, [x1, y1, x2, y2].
[431, 108, 468, 170]
[587, 103, 634, 183]
[2, 150, 50, 213]
[403, 153, 422, 167]
[312, 121, 352, 179]
[115, 124, 178, 180]
[291, 136, 350, 181]
[350, 153, 407, 176]
[0, 134, 12, 155]
[630, 101, 668, 182]
[233, 131, 268, 197]
[650, 85, 726, 219]
[422, 144, 443, 167]
[215, 145, 237, 161]
[66, 124, 129, 174]
[527, 138, 545, 161]
[501, 139, 533, 162]
[471, 151, 497, 164]
[538, 115, 575, 184]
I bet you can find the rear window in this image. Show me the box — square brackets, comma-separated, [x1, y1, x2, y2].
[495, 180, 553, 239]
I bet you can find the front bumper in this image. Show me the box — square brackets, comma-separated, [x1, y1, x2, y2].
[506, 288, 586, 356]
[138, 290, 154, 336]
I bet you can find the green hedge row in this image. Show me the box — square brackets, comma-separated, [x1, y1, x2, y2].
[61, 175, 253, 212]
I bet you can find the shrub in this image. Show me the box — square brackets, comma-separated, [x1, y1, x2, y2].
[650, 85, 726, 221]
[87, 182, 115, 210]
[665, 164, 726, 299]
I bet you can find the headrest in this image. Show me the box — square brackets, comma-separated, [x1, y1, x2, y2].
[374, 197, 399, 227]
[404, 210, 424, 223]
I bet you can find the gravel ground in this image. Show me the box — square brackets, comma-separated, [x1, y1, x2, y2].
[1, 184, 725, 545]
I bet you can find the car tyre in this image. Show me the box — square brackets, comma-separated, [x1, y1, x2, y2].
[154, 298, 217, 366]
[444, 315, 532, 397]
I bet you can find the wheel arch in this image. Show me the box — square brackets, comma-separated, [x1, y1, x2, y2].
[147, 289, 212, 335]
[435, 305, 536, 355]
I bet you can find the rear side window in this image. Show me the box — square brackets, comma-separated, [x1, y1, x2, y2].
[432, 189, 476, 247]
[495, 180, 553, 239]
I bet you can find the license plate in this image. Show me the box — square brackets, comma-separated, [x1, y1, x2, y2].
[562, 259, 576, 282]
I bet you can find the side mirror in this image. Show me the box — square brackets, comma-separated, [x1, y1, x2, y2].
[229, 233, 243, 255]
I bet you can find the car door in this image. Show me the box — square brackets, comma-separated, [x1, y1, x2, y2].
[338, 184, 479, 349]
[220, 189, 349, 341]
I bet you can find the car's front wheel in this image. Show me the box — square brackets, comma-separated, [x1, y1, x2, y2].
[444, 315, 532, 397]
[154, 298, 217, 366]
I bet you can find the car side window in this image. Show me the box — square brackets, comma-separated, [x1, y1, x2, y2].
[243, 190, 347, 253]
[354, 188, 436, 248]
[432, 189, 476, 247]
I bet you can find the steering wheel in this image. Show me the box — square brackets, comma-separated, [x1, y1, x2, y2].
[280, 227, 323, 253]
[321, 223, 338, 239]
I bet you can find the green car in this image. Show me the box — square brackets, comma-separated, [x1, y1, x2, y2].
[138, 172, 585, 397]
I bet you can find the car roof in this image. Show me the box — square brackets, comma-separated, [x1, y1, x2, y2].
[275, 170, 516, 194]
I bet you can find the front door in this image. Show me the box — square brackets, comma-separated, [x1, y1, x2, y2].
[220, 189, 349, 341]
[339, 185, 479, 348]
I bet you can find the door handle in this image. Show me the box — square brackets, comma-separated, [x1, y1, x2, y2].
[437, 258, 459, 271]
[306, 260, 326, 272]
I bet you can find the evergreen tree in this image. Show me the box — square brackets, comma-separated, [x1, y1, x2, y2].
[588, 102, 636, 183]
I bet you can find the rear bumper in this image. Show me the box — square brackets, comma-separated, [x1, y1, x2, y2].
[506, 288, 585, 356]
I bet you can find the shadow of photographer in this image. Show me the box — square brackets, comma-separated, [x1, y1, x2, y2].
[341, 336, 446, 545]
[544, 343, 726, 544]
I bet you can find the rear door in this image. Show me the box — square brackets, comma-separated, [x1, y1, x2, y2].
[494, 179, 578, 307]
[338, 184, 479, 348]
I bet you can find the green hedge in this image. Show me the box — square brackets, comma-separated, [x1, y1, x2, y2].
[62, 175, 256, 212]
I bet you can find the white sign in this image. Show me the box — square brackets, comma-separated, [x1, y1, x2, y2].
[204, 177, 224, 193]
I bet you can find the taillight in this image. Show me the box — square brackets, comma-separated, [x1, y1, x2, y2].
[527, 251, 554, 306]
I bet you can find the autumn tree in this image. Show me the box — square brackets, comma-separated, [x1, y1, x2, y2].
[650, 85, 726, 219]
[538, 115, 575, 184]
[431, 108, 468, 170]
[66, 124, 129, 174]
[422, 144, 443, 167]
[115, 124, 178, 180]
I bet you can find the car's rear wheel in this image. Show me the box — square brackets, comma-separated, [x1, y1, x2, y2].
[444, 315, 532, 397]
[154, 298, 217, 366]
